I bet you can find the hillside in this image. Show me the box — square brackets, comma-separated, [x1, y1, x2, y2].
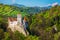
[0, 4, 50, 17]
[0, 3, 60, 40]
[0, 4, 29, 17]
[29, 5, 60, 40]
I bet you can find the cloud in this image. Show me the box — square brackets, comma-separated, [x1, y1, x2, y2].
[52, 2, 58, 6]
[46, 4, 51, 6]
[12, 0, 15, 4]
[46, 2, 58, 7]
[43, 4, 51, 7]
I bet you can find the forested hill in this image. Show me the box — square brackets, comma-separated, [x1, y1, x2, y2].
[0, 3, 60, 40]
[0, 4, 50, 17]
[30, 5, 60, 30]
[29, 5, 60, 40]
[0, 4, 23, 17]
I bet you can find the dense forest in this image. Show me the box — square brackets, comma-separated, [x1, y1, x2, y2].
[0, 3, 60, 40]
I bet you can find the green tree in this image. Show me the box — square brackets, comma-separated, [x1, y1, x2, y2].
[0, 29, 4, 40]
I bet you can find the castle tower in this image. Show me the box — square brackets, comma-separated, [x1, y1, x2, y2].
[23, 16, 27, 28]
[17, 14, 22, 26]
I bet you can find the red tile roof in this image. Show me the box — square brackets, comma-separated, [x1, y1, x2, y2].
[8, 17, 17, 22]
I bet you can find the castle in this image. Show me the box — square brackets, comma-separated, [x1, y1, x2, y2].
[8, 14, 29, 36]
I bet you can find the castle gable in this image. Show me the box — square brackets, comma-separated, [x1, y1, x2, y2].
[8, 17, 17, 22]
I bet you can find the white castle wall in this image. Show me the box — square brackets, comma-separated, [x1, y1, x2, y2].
[8, 14, 29, 36]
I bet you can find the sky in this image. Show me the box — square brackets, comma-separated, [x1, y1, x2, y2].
[0, 0, 60, 7]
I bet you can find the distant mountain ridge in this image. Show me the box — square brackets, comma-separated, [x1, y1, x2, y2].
[12, 4, 26, 8]
[0, 3, 57, 17]
[12, 3, 52, 8]
[11, 4, 52, 14]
